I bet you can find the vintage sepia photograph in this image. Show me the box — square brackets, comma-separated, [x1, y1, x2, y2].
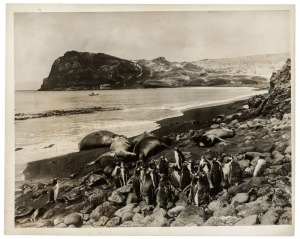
[5, 4, 294, 236]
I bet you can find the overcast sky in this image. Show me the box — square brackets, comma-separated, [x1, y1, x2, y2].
[14, 11, 291, 90]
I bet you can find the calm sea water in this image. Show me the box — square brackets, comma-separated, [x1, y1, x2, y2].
[15, 87, 266, 180]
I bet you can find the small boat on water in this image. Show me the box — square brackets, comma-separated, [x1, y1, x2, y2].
[89, 92, 99, 96]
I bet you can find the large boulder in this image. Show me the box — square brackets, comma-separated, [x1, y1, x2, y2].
[79, 130, 120, 151]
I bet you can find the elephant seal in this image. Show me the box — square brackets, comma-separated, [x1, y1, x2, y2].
[110, 137, 137, 160]
[132, 131, 155, 146]
[133, 136, 171, 161]
[203, 128, 235, 138]
[79, 130, 121, 151]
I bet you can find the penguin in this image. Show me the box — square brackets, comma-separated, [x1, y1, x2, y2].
[185, 174, 198, 204]
[253, 158, 267, 177]
[48, 177, 59, 204]
[169, 165, 181, 189]
[155, 179, 170, 209]
[111, 165, 123, 189]
[228, 156, 242, 186]
[187, 159, 196, 175]
[194, 172, 210, 207]
[180, 162, 191, 190]
[210, 158, 224, 191]
[198, 156, 214, 189]
[174, 147, 185, 170]
[158, 156, 169, 177]
[140, 170, 155, 205]
[120, 162, 128, 186]
[132, 163, 141, 198]
[148, 167, 160, 191]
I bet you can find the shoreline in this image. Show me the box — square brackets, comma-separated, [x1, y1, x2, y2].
[21, 97, 249, 183]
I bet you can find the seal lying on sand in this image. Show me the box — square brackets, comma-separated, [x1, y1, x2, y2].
[79, 130, 121, 151]
[133, 136, 172, 161]
[197, 128, 235, 147]
[110, 137, 136, 160]
[131, 131, 155, 146]
[203, 128, 235, 138]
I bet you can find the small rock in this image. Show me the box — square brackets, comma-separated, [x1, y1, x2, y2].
[167, 205, 185, 217]
[213, 205, 237, 217]
[231, 193, 249, 205]
[203, 216, 241, 226]
[87, 188, 106, 205]
[132, 206, 141, 214]
[64, 213, 83, 227]
[260, 209, 279, 225]
[272, 188, 291, 208]
[68, 224, 76, 228]
[122, 211, 134, 223]
[210, 124, 220, 129]
[278, 210, 292, 225]
[108, 191, 126, 204]
[120, 221, 145, 227]
[114, 203, 136, 217]
[132, 213, 144, 222]
[23, 187, 32, 195]
[126, 193, 138, 205]
[106, 216, 121, 227]
[170, 205, 206, 227]
[53, 216, 64, 226]
[284, 145, 291, 154]
[90, 202, 117, 220]
[245, 152, 261, 160]
[152, 207, 167, 219]
[234, 214, 257, 225]
[55, 223, 68, 228]
[148, 217, 170, 227]
[239, 124, 248, 130]
[257, 184, 275, 197]
[238, 160, 250, 171]
[272, 151, 285, 165]
[97, 216, 109, 226]
[115, 185, 132, 194]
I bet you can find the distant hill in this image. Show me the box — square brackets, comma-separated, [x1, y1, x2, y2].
[39, 51, 289, 90]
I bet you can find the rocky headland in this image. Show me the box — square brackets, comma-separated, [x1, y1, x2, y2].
[39, 51, 288, 90]
[16, 59, 292, 230]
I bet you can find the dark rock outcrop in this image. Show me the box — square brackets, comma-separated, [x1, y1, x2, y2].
[249, 59, 291, 117]
[39, 51, 144, 91]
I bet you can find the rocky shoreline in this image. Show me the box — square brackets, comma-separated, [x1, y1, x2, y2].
[15, 60, 292, 230]
[15, 107, 121, 120]
[15, 101, 292, 229]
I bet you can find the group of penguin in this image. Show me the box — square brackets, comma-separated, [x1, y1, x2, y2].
[110, 147, 242, 209]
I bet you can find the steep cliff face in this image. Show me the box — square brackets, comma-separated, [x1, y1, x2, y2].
[39, 51, 144, 90]
[248, 59, 291, 117]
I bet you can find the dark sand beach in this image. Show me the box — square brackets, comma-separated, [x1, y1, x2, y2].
[23, 99, 246, 182]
